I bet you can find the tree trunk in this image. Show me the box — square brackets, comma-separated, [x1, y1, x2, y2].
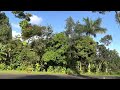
[105, 62, 108, 73]
[105, 68, 108, 73]
[80, 61, 82, 73]
[88, 63, 91, 73]
[96, 63, 101, 73]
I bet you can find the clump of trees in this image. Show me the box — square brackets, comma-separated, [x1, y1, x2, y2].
[0, 11, 120, 75]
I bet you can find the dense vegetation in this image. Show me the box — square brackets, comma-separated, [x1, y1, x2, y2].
[0, 11, 120, 75]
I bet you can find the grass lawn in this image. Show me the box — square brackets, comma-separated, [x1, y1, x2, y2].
[0, 70, 66, 75]
[0, 70, 120, 78]
[81, 73, 120, 77]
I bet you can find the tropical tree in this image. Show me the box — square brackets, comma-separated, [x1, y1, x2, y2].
[65, 16, 75, 37]
[0, 11, 12, 44]
[82, 17, 106, 37]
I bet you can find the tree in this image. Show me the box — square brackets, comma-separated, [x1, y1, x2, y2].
[12, 11, 32, 21]
[74, 36, 97, 73]
[12, 11, 32, 40]
[82, 17, 106, 37]
[0, 12, 12, 44]
[65, 16, 75, 37]
[100, 35, 112, 46]
[42, 32, 68, 71]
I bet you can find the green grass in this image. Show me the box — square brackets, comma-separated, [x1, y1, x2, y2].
[0, 70, 120, 77]
[81, 72, 120, 77]
[0, 70, 66, 75]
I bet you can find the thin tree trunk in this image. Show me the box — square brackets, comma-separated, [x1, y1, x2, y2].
[96, 63, 101, 73]
[88, 63, 91, 73]
[80, 61, 82, 73]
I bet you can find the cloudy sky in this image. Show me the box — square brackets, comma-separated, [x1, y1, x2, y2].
[4, 11, 120, 55]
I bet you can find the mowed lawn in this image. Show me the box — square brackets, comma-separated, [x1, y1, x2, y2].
[0, 70, 66, 75]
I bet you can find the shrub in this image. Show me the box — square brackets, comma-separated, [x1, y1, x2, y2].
[47, 66, 54, 72]
[0, 63, 6, 70]
[66, 68, 74, 75]
[53, 66, 66, 73]
[16, 64, 27, 71]
[35, 63, 40, 72]
[7, 66, 12, 70]
[26, 65, 34, 73]
[47, 66, 66, 74]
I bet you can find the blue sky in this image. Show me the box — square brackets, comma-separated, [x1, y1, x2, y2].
[4, 11, 120, 55]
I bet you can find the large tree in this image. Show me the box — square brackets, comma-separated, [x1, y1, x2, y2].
[0, 11, 12, 44]
[82, 17, 106, 37]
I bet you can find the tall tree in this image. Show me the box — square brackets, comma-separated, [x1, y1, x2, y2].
[12, 11, 32, 40]
[82, 17, 106, 37]
[65, 16, 75, 37]
[0, 12, 12, 44]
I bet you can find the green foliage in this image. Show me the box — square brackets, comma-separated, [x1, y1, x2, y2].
[0, 12, 12, 44]
[66, 68, 74, 75]
[12, 11, 32, 21]
[47, 66, 54, 72]
[42, 50, 58, 62]
[82, 17, 106, 37]
[47, 66, 66, 73]
[0, 63, 6, 70]
[100, 35, 112, 46]
[16, 64, 27, 71]
[0, 11, 120, 76]
[35, 63, 40, 72]
[26, 65, 34, 72]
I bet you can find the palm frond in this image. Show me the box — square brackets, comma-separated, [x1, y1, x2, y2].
[95, 27, 107, 34]
[115, 11, 120, 25]
[93, 18, 102, 27]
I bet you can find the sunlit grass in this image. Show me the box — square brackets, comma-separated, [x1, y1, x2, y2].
[81, 72, 120, 76]
[0, 70, 66, 75]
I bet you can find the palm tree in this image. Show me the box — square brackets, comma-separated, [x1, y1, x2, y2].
[82, 17, 107, 37]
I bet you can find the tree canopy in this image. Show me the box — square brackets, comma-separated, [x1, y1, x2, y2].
[0, 11, 120, 75]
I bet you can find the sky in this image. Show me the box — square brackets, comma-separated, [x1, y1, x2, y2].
[4, 11, 120, 55]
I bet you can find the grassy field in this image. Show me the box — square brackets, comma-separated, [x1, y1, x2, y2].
[0, 70, 120, 77]
[0, 70, 66, 75]
[81, 73, 120, 77]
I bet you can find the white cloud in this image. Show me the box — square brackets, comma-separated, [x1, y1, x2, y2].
[11, 23, 20, 29]
[30, 15, 42, 25]
[12, 30, 21, 38]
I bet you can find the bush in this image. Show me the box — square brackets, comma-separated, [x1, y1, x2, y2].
[47, 66, 66, 73]
[7, 64, 17, 70]
[26, 65, 34, 73]
[53, 66, 66, 73]
[16, 64, 27, 71]
[47, 66, 54, 72]
[66, 68, 74, 75]
[109, 71, 120, 75]
[7, 66, 12, 70]
[35, 63, 40, 72]
[0, 63, 6, 70]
